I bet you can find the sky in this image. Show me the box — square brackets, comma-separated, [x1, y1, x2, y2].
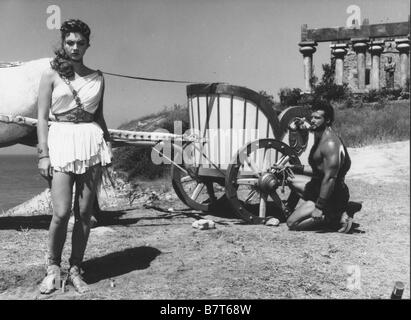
[1, 0, 409, 154]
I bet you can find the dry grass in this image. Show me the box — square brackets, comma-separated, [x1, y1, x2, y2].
[334, 100, 410, 147]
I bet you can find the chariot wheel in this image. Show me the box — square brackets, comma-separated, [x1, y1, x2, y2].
[225, 138, 301, 224]
[171, 142, 226, 212]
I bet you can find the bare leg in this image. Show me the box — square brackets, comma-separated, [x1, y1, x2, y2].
[286, 200, 324, 231]
[48, 171, 74, 266]
[92, 195, 101, 221]
[91, 172, 103, 225]
[281, 174, 311, 217]
[70, 164, 102, 267]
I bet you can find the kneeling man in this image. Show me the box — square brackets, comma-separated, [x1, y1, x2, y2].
[285, 100, 360, 233]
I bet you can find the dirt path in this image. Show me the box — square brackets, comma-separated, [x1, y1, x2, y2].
[347, 140, 409, 184]
[0, 141, 409, 300]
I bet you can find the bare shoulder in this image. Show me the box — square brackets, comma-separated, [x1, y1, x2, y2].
[320, 131, 341, 153]
[83, 66, 102, 77]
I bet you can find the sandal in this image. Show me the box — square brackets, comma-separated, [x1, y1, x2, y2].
[39, 265, 61, 294]
[68, 265, 90, 294]
[338, 212, 353, 233]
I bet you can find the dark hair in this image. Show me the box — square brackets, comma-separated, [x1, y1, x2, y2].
[50, 19, 91, 78]
[311, 99, 334, 124]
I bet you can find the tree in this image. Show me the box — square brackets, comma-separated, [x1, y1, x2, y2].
[311, 62, 349, 102]
[278, 87, 302, 106]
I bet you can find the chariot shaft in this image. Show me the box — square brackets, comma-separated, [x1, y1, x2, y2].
[0, 114, 198, 146]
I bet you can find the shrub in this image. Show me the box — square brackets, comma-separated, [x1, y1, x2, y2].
[400, 91, 410, 100]
[362, 89, 380, 103]
[313, 83, 349, 102]
[112, 104, 189, 181]
[310, 63, 350, 102]
[113, 146, 164, 180]
[159, 104, 190, 133]
[278, 87, 302, 106]
[298, 93, 314, 106]
[259, 90, 275, 104]
[380, 87, 402, 100]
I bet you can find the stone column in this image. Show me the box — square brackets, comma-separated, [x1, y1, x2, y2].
[368, 41, 384, 90]
[299, 41, 318, 93]
[395, 38, 410, 89]
[352, 38, 369, 91]
[330, 43, 348, 85]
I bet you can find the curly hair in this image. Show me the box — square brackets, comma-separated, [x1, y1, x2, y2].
[50, 19, 91, 78]
[311, 99, 334, 124]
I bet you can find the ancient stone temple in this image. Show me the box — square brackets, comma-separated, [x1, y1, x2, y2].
[299, 18, 410, 93]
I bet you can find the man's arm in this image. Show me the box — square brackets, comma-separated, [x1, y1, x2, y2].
[290, 163, 313, 176]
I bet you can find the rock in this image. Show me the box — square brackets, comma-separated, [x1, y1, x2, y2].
[265, 217, 280, 226]
[5, 188, 52, 216]
[192, 219, 216, 230]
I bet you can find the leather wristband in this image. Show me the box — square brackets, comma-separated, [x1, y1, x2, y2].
[292, 164, 304, 174]
[315, 197, 327, 210]
[37, 143, 49, 158]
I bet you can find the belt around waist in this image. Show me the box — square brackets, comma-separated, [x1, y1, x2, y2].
[311, 176, 346, 183]
[54, 119, 94, 123]
[54, 113, 95, 123]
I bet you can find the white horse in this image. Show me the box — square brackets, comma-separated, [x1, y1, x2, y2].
[0, 58, 52, 148]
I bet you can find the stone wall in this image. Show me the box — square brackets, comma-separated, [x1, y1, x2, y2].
[342, 40, 402, 92]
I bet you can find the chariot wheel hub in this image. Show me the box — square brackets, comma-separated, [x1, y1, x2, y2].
[258, 172, 279, 194]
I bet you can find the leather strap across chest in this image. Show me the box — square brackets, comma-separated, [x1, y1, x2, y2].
[54, 74, 96, 123]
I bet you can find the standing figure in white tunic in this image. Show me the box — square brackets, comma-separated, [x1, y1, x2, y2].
[37, 19, 112, 294]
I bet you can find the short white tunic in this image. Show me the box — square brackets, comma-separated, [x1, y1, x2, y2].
[48, 70, 112, 174]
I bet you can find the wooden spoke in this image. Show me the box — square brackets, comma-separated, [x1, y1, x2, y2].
[191, 183, 205, 201]
[181, 176, 193, 183]
[236, 178, 258, 186]
[259, 194, 267, 218]
[263, 147, 272, 172]
[225, 138, 301, 224]
[275, 155, 290, 167]
[245, 189, 257, 203]
[171, 141, 228, 212]
[245, 156, 261, 176]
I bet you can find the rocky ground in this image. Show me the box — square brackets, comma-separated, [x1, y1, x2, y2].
[0, 140, 409, 300]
